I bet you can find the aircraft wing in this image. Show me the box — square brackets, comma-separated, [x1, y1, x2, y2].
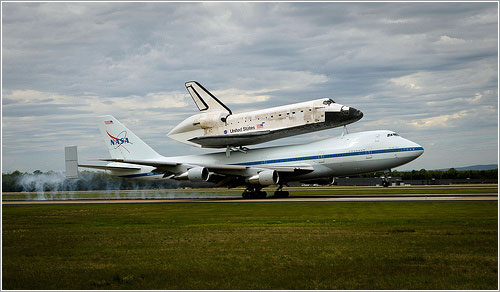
[99, 158, 180, 167]
[99, 158, 313, 179]
[197, 163, 314, 176]
[78, 164, 142, 171]
[204, 163, 313, 172]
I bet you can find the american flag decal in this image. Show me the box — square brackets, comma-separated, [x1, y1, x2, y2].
[257, 123, 264, 129]
[104, 120, 113, 125]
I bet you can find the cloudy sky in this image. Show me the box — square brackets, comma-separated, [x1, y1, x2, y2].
[2, 2, 498, 173]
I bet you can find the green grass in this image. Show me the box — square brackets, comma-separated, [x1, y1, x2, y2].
[2, 201, 498, 289]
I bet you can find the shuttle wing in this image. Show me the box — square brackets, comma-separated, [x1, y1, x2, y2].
[187, 130, 272, 148]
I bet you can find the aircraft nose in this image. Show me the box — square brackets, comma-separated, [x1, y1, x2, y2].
[415, 144, 424, 157]
[348, 107, 363, 121]
[325, 106, 364, 125]
[407, 140, 424, 158]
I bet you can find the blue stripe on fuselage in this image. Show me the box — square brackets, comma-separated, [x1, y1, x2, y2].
[233, 147, 424, 166]
[119, 147, 424, 177]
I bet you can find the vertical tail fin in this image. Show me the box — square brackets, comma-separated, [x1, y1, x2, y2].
[185, 81, 232, 114]
[65, 145, 79, 178]
[97, 115, 161, 160]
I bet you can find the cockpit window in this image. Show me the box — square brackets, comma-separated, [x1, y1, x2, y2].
[387, 133, 400, 137]
[323, 99, 335, 105]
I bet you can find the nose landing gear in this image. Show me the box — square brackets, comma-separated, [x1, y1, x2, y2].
[381, 169, 391, 187]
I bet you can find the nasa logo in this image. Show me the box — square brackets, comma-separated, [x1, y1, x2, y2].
[110, 137, 130, 145]
[224, 130, 227, 134]
[107, 131, 133, 152]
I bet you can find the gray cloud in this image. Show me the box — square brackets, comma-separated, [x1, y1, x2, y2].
[2, 2, 498, 172]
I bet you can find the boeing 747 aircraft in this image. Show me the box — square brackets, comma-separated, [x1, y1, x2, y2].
[66, 115, 424, 198]
[168, 81, 363, 153]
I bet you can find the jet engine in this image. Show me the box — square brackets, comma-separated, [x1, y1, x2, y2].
[174, 167, 211, 182]
[188, 167, 210, 182]
[246, 170, 279, 185]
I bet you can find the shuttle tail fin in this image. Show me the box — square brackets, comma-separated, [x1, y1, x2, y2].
[185, 81, 232, 114]
[97, 115, 162, 160]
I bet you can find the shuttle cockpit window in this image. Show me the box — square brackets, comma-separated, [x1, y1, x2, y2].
[387, 133, 400, 137]
[323, 99, 335, 105]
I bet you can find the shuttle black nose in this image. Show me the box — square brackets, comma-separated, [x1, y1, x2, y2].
[348, 107, 363, 121]
[325, 106, 364, 126]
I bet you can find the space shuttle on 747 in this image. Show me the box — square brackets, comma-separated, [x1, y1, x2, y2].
[167, 81, 363, 152]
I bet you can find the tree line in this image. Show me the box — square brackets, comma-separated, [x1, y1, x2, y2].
[355, 168, 498, 180]
[2, 168, 498, 192]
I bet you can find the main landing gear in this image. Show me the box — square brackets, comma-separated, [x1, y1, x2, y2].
[273, 185, 289, 198]
[241, 185, 290, 199]
[242, 187, 267, 199]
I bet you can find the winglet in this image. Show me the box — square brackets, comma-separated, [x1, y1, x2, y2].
[185, 81, 232, 114]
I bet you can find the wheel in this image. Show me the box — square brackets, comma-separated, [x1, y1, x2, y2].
[242, 191, 266, 199]
[273, 191, 289, 198]
[382, 181, 390, 187]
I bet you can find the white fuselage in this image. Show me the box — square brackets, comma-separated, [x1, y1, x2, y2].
[168, 98, 363, 148]
[112, 130, 424, 182]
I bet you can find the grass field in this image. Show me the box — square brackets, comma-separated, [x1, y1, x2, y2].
[2, 201, 497, 290]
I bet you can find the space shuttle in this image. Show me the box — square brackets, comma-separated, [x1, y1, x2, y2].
[168, 81, 363, 151]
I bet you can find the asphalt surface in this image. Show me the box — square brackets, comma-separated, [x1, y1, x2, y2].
[2, 193, 497, 204]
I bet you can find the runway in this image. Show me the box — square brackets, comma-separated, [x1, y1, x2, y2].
[3, 193, 497, 204]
